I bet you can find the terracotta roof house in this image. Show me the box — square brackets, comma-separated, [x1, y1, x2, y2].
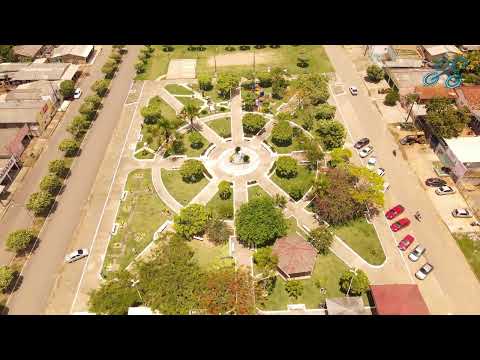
[413, 86, 457, 102]
[370, 284, 430, 315]
[455, 85, 480, 134]
[326, 297, 371, 315]
[272, 234, 317, 280]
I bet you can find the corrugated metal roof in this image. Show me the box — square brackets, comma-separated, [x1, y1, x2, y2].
[12, 45, 43, 58]
[52, 45, 93, 59]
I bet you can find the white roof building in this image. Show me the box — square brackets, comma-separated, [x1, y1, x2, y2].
[51, 45, 94, 59]
[444, 137, 480, 164]
[127, 306, 160, 315]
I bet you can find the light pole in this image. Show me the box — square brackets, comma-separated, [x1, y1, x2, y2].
[130, 279, 144, 302]
[346, 268, 358, 297]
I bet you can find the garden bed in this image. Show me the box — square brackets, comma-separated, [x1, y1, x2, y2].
[161, 169, 209, 206]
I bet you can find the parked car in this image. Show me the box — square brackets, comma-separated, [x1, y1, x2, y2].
[425, 178, 447, 187]
[435, 185, 456, 195]
[415, 263, 434, 280]
[367, 156, 377, 166]
[359, 145, 374, 158]
[354, 138, 370, 149]
[73, 88, 82, 99]
[408, 245, 426, 262]
[390, 218, 411, 232]
[399, 133, 426, 145]
[376, 167, 385, 176]
[349, 86, 358, 95]
[452, 208, 473, 218]
[65, 248, 89, 263]
[385, 205, 405, 220]
[398, 234, 415, 251]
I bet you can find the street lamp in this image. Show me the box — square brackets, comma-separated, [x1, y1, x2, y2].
[346, 268, 358, 297]
[130, 279, 144, 302]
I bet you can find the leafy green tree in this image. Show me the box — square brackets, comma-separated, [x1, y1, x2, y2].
[205, 216, 232, 245]
[277, 112, 292, 122]
[0, 45, 15, 62]
[384, 89, 400, 106]
[316, 120, 346, 150]
[242, 113, 266, 135]
[26, 191, 54, 216]
[84, 94, 102, 109]
[328, 147, 352, 168]
[109, 50, 122, 64]
[295, 107, 315, 131]
[91, 79, 110, 97]
[6, 229, 36, 253]
[88, 270, 139, 315]
[242, 91, 256, 111]
[48, 159, 69, 178]
[79, 102, 97, 121]
[276, 156, 298, 178]
[135, 61, 146, 74]
[308, 227, 333, 254]
[218, 180, 232, 200]
[235, 197, 287, 247]
[59, 80, 75, 98]
[300, 136, 324, 169]
[425, 99, 471, 138]
[293, 73, 329, 106]
[198, 74, 213, 91]
[101, 60, 118, 79]
[271, 67, 288, 99]
[465, 50, 480, 75]
[285, 280, 303, 299]
[366, 64, 385, 83]
[39, 174, 62, 194]
[141, 97, 163, 125]
[271, 121, 293, 146]
[181, 102, 200, 127]
[180, 159, 205, 183]
[0, 266, 15, 292]
[188, 131, 204, 149]
[347, 164, 385, 207]
[314, 103, 336, 120]
[59, 138, 79, 157]
[257, 71, 273, 87]
[216, 72, 240, 98]
[339, 269, 370, 296]
[174, 204, 210, 239]
[273, 193, 287, 208]
[67, 115, 90, 138]
[253, 247, 278, 273]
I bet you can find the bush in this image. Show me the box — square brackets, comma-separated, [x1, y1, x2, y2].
[253, 247, 278, 273]
[285, 280, 303, 299]
[271, 121, 293, 146]
[59, 138, 79, 157]
[216, 72, 240, 99]
[242, 113, 266, 135]
[366, 64, 384, 83]
[26, 191, 54, 216]
[288, 185, 304, 201]
[314, 104, 336, 120]
[180, 159, 205, 183]
[257, 71, 273, 87]
[91, 79, 111, 97]
[218, 180, 232, 200]
[0, 266, 15, 292]
[48, 159, 69, 178]
[6, 229, 36, 253]
[109, 50, 122, 64]
[225, 46, 236, 51]
[135, 61, 146, 74]
[315, 121, 346, 150]
[308, 227, 333, 254]
[174, 204, 210, 239]
[276, 156, 298, 179]
[188, 131, 204, 149]
[39, 174, 62, 194]
[84, 94, 102, 109]
[198, 74, 213, 91]
[242, 91, 256, 111]
[384, 90, 400, 106]
[339, 269, 370, 296]
[59, 80, 75, 98]
[205, 217, 232, 245]
[239, 45, 251, 51]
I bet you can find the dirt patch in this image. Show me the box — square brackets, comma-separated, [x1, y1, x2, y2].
[207, 51, 274, 68]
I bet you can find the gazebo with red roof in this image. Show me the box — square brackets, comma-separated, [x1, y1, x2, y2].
[272, 234, 317, 280]
[370, 284, 430, 315]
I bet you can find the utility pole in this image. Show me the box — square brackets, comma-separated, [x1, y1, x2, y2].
[346, 268, 358, 297]
[364, 45, 369, 57]
[405, 100, 416, 123]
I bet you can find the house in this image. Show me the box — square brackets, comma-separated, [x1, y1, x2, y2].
[455, 85, 480, 134]
[325, 297, 371, 315]
[461, 45, 480, 52]
[406, 86, 458, 120]
[12, 45, 45, 62]
[383, 45, 424, 68]
[0, 98, 57, 133]
[422, 45, 462, 62]
[51, 45, 94, 64]
[385, 68, 448, 96]
[366, 45, 389, 66]
[0, 63, 79, 85]
[369, 284, 430, 315]
[272, 233, 317, 280]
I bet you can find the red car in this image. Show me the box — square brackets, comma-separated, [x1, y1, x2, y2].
[398, 234, 415, 251]
[385, 205, 405, 220]
[390, 218, 411, 232]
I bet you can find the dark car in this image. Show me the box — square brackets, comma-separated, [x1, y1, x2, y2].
[354, 138, 370, 149]
[425, 178, 447, 187]
[385, 205, 405, 220]
[390, 218, 411, 232]
[400, 135, 417, 145]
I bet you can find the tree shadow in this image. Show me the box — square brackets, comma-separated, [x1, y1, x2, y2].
[0, 303, 9, 315]
[4, 271, 24, 295]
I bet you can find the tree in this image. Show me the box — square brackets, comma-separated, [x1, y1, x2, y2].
[293, 73, 329, 106]
[0, 45, 15, 62]
[271, 121, 293, 146]
[109, 50, 122, 64]
[257, 71, 273, 87]
[205, 216, 232, 245]
[328, 147, 352, 168]
[242, 91, 256, 111]
[384, 89, 400, 106]
[188, 131, 204, 149]
[141, 97, 163, 125]
[339, 269, 370, 296]
[39, 174, 62, 195]
[308, 227, 333, 254]
[48, 159, 69, 178]
[218, 180, 232, 200]
[285, 280, 303, 299]
[253, 247, 278, 273]
[6, 229, 36, 253]
[242, 113, 266, 135]
[59, 138, 79, 157]
[314, 103, 336, 120]
[26, 191, 54, 216]
[101, 60, 118, 79]
[347, 164, 385, 208]
[295, 107, 315, 131]
[216, 72, 240, 98]
[88, 270, 139, 315]
[135, 61, 146, 74]
[276, 156, 298, 178]
[182, 102, 200, 127]
[300, 136, 324, 169]
[273, 193, 287, 208]
[425, 99, 471, 138]
[67, 115, 90, 138]
[59, 80, 75, 98]
[79, 102, 97, 121]
[180, 159, 205, 183]
[198, 74, 213, 91]
[235, 197, 287, 247]
[316, 120, 346, 150]
[366, 64, 385, 83]
[174, 204, 210, 239]
[0, 266, 15, 292]
[85, 94, 102, 109]
[465, 50, 480, 75]
[91, 79, 110, 97]
[271, 67, 288, 99]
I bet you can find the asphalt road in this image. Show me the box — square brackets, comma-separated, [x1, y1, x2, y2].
[4, 45, 141, 314]
[325, 45, 480, 314]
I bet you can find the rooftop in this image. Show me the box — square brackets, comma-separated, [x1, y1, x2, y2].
[325, 297, 371, 315]
[0, 63, 31, 73]
[0, 100, 47, 124]
[391, 45, 422, 59]
[0, 127, 23, 156]
[386, 67, 448, 90]
[423, 45, 462, 57]
[444, 136, 480, 164]
[12, 45, 43, 58]
[52, 45, 93, 59]
[414, 86, 458, 100]
[272, 233, 317, 276]
[370, 284, 430, 315]
[9, 63, 70, 82]
[456, 85, 480, 110]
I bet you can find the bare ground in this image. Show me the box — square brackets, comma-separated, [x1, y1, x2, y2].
[207, 51, 275, 67]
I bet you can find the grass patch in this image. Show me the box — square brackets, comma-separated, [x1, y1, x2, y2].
[175, 96, 204, 108]
[161, 169, 209, 206]
[206, 189, 234, 220]
[248, 185, 272, 201]
[189, 240, 235, 270]
[268, 128, 308, 154]
[135, 149, 154, 159]
[271, 164, 315, 201]
[182, 131, 209, 157]
[207, 117, 231, 138]
[165, 84, 193, 95]
[101, 169, 173, 278]
[332, 218, 386, 266]
[455, 233, 480, 281]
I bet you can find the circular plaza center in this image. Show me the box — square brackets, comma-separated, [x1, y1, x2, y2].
[216, 146, 261, 176]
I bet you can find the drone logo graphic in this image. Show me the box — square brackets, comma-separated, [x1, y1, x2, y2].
[422, 55, 469, 88]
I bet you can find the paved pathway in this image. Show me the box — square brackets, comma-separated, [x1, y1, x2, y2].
[230, 90, 243, 145]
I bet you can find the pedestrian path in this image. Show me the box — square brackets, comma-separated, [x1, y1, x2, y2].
[230, 91, 243, 145]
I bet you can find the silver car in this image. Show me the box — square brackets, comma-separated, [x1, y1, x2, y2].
[359, 145, 374, 158]
[435, 185, 455, 195]
[452, 208, 473, 218]
[408, 245, 426, 262]
[65, 248, 89, 263]
[415, 263, 434, 280]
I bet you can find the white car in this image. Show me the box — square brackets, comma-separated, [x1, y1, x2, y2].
[359, 145, 374, 158]
[73, 88, 82, 99]
[376, 167, 385, 176]
[452, 208, 473, 218]
[349, 86, 358, 95]
[65, 248, 89, 263]
[415, 263, 434, 280]
[408, 245, 426, 262]
[367, 156, 377, 166]
[435, 185, 456, 195]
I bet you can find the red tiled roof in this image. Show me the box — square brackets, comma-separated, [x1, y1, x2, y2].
[414, 86, 457, 100]
[456, 85, 480, 110]
[370, 284, 430, 315]
[272, 234, 317, 276]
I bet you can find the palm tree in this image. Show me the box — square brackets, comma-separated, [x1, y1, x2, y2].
[182, 103, 201, 129]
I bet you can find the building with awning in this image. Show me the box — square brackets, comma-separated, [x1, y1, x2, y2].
[370, 284, 429, 315]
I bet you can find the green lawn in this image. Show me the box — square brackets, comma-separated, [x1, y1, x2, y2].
[206, 189, 234, 220]
[101, 169, 173, 278]
[247, 185, 272, 201]
[135, 149, 155, 159]
[268, 128, 309, 154]
[154, 96, 179, 123]
[182, 131, 209, 157]
[161, 169, 209, 206]
[175, 96, 204, 108]
[207, 117, 231, 138]
[165, 84, 193, 95]
[271, 163, 315, 201]
[455, 233, 480, 281]
[189, 240, 235, 270]
[332, 218, 386, 266]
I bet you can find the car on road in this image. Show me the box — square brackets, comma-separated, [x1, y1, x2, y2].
[367, 156, 377, 166]
[354, 138, 370, 149]
[73, 88, 82, 99]
[425, 178, 447, 187]
[65, 248, 89, 263]
[385, 205, 405, 220]
[452, 208, 473, 218]
[415, 263, 434, 280]
[390, 218, 411, 232]
[349, 86, 358, 95]
[376, 167, 385, 176]
[359, 145, 374, 158]
[408, 245, 426, 262]
[398, 234, 415, 251]
[435, 185, 456, 195]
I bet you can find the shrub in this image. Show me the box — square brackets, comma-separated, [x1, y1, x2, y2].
[198, 74, 213, 91]
[285, 280, 303, 299]
[242, 113, 266, 135]
[243, 154, 250, 163]
[59, 138, 79, 157]
[6, 229, 36, 253]
[339, 269, 370, 296]
[384, 90, 400, 106]
[67, 115, 90, 139]
[0, 266, 15, 292]
[59, 80, 75, 98]
[85, 94, 102, 109]
[366, 64, 384, 83]
[48, 159, 69, 178]
[239, 45, 251, 51]
[188, 131, 204, 149]
[314, 104, 336, 120]
[135, 61, 146, 74]
[101, 60, 118, 79]
[257, 71, 273, 87]
[225, 46, 236, 51]
[26, 191, 54, 216]
[205, 217, 232, 245]
[242, 91, 256, 111]
[271, 121, 293, 146]
[218, 180, 232, 200]
[315, 121, 346, 150]
[276, 157, 298, 179]
[39, 174, 62, 194]
[174, 204, 210, 239]
[109, 50, 122, 64]
[253, 247, 278, 273]
[288, 185, 304, 201]
[308, 227, 333, 254]
[180, 159, 205, 183]
[91, 79, 110, 97]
